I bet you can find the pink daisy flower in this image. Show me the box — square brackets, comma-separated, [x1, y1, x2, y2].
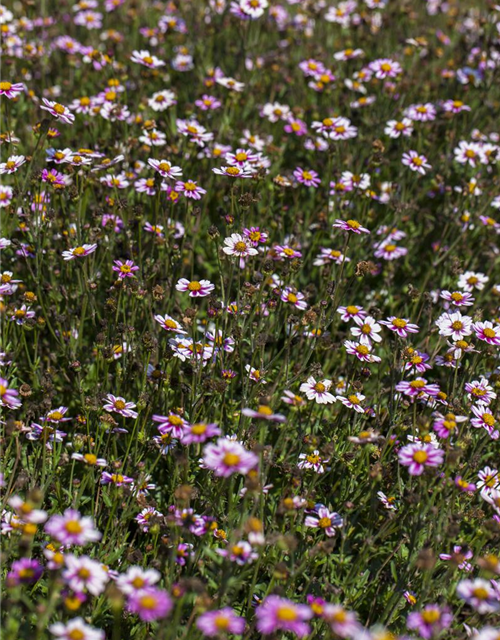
[398, 443, 444, 475]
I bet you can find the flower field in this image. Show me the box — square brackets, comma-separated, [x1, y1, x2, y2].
[1, 0, 500, 638]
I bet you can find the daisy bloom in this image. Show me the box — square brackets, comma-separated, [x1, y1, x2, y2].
[323, 605, 360, 637]
[299, 377, 336, 404]
[436, 311, 473, 340]
[297, 450, 329, 474]
[472, 321, 500, 346]
[112, 259, 139, 279]
[396, 377, 441, 398]
[62, 244, 97, 261]
[344, 340, 381, 363]
[116, 566, 161, 595]
[127, 587, 173, 621]
[0, 81, 24, 99]
[176, 278, 215, 297]
[398, 443, 444, 475]
[223, 233, 258, 258]
[196, 608, 246, 637]
[202, 437, 258, 477]
[402, 150, 431, 175]
[130, 49, 165, 68]
[256, 596, 313, 638]
[148, 158, 183, 179]
[351, 315, 382, 345]
[380, 316, 419, 338]
[458, 271, 488, 292]
[440, 290, 474, 307]
[103, 394, 138, 418]
[337, 393, 366, 413]
[369, 58, 402, 79]
[407, 605, 452, 639]
[174, 180, 207, 199]
[154, 314, 187, 334]
[333, 219, 370, 234]
[0, 154, 26, 174]
[49, 618, 104, 640]
[305, 506, 343, 537]
[384, 118, 413, 138]
[242, 405, 286, 422]
[465, 378, 497, 404]
[337, 305, 367, 322]
[44, 509, 101, 545]
[293, 167, 321, 187]
[40, 99, 75, 124]
[456, 579, 499, 613]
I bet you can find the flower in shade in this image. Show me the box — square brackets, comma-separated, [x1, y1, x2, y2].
[305, 506, 343, 537]
[202, 437, 258, 477]
[62, 244, 97, 261]
[380, 316, 419, 338]
[406, 604, 453, 639]
[112, 259, 139, 279]
[256, 596, 313, 637]
[398, 443, 444, 475]
[333, 219, 370, 234]
[44, 509, 101, 545]
[0, 377, 21, 409]
[49, 618, 104, 640]
[40, 98, 75, 123]
[7, 558, 43, 586]
[103, 394, 138, 418]
[472, 321, 500, 346]
[176, 278, 215, 297]
[298, 450, 329, 474]
[439, 546, 473, 571]
[127, 587, 173, 622]
[196, 607, 245, 637]
[456, 579, 499, 613]
[299, 377, 336, 404]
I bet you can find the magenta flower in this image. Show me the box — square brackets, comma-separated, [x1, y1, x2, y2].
[127, 587, 173, 622]
[7, 558, 43, 586]
[472, 321, 500, 346]
[398, 443, 444, 475]
[293, 167, 321, 187]
[407, 604, 452, 639]
[44, 509, 101, 545]
[174, 180, 207, 199]
[256, 596, 313, 637]
[40, 98, 75, 124]
[202, 437, 258, 477]
[112, 259, 139, 279]
[379, 316, 419, 338]
[304, 506, 343, 537]
[196, 607, 245, 637]
[333, 218, 370, 234]
[0, 81, 25, 99]
[181, 422, 221, 445]
[0, 377, 21, 409]
[396, 378, 441, 398]
[402, 150, 431, 175]
[176, 278, 215, 297]
[103, 394, 138, 418]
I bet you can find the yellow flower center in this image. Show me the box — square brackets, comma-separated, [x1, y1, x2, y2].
[451, 321, 463, 330]
[53, 103, 65, 114]
[234, 241, 247, 252]
[314, 382, 326, 393]
[392, 318, 407, 328]
[277, 606, 297, 622]
[258, 405, 273, 415]
[73, 247, 86, 256]
[346, 219, 360, 229]
[483, 328, 496, 339]
[114, 400, 126, 410]
[421, 610, 440, 624]
[65, 520, 83, 535]
[226, 167, 241, 176]
[0, 82, 12, 90]
[223, 453, 240, 466]
[188, 281, 202, 291]
[413, 450, 428, 464]
[191, 423, 207, 435]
